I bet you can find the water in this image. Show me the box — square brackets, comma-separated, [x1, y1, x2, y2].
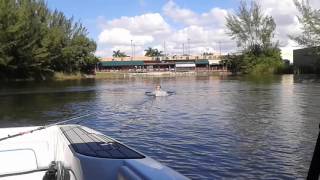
[0, 74, 319, 179]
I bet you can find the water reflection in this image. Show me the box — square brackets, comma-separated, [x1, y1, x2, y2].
[0, 80, 98, 126]
[0, 75, 319, 179]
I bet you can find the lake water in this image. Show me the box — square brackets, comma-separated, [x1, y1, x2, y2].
[0, 74, 319, 179]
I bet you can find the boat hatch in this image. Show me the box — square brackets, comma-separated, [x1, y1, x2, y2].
[60, 126, 145, 159]
[0, 149, 37, 175]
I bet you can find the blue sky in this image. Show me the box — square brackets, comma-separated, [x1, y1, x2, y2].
[45, 0, 320, 60]
[47, 0, 236, 40]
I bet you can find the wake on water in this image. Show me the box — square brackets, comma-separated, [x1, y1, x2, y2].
[145, 90, 175, 97]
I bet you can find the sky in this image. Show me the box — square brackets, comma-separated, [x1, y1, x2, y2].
[46, 0, 320, 61]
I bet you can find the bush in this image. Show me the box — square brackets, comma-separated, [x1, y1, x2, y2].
[223, 47, 284, 75]
[243, 48, 284, 75]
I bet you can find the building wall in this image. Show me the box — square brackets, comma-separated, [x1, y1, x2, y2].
[101, 54, 222, 62]
[293, 47, 320, 73]
[98, 54, 225, 72]
[101, 56, 153, 61]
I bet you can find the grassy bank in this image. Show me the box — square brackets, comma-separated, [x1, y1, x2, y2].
[95, 72, 128, 79]
[52, 72, 96, 80]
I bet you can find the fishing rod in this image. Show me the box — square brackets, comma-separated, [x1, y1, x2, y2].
[0, 113, 94, 142]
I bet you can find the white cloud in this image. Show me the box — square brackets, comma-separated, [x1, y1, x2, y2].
[167, 25, 235, 54]
[98, 28, 154, 45]
[162, 1, 228, 28]
[259, 0, 320, 61]
[162, 1, 197, 25]
[96, 13, 171, 57]
[161, 1, 235, 55]
[261, 0, 320, 40]
[280, 40, 301, 61]
[95, 45, 144, 57]
[102, 13, 170, 35]
[95, 0, 320, 60]
[259, 0, 300, 47]
[95, 50, 107, 57]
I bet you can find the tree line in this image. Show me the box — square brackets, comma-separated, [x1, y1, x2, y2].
[223, 0, 319, 75]
[2, 0, 318, 79]
[0, 0, 98, 80]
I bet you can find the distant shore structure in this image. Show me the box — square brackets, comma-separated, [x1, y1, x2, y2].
[293, 46, 320, 74]
[97, 54, 227, 72]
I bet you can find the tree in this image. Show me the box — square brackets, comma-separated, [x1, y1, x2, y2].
[225, 0, 277, 53]
[221, 54, 245, 74]
[144, 47, 163, 57]
[225, 0, 282, 74]
[290, 0, 320, 48]
[112, 50, 127, 57]
[0, 0, 97, 80]
[203, 52, 213, 56]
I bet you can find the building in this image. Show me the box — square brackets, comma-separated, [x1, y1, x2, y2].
[293, 47, 320, 74]
[99, 61, 145, 72]
[175, 62, 196, 72]
[101, 54, 221, 62]
[98, 54, 225, 72]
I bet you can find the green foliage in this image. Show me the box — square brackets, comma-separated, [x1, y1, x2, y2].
[242, 48, 283, 74]
[144, 47, 163, 57]
[289, 0, 320, 73]
[221, 54, 245, 74]
[0, 0, 98, 80]
[290, 0, 320, 48]
[226, 0, 276, 51]
[225, 0, 282, 75]
[112, 50, 127, 57]
[203, 52, 214, 56]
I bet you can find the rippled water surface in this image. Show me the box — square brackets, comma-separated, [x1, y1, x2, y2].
[1, 75, 320, 179]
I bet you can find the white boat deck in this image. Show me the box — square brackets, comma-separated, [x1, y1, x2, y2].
[0, 126, 75, 180]
[0, 125, 189, 180]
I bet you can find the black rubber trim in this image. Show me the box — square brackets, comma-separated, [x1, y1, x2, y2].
[60, 126, 145, 159]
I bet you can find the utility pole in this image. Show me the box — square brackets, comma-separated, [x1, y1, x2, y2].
[182, 43, 184, 56]
[131, 40, 133, 61]
[187, 38, 190, 56]
[218, 41, 224, 71]
[163, 41, 166, 60]
[133, 43, 135, 60]
[219, 41, 222, 57]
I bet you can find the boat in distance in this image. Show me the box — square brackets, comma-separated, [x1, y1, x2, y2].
[0, 124, 189, 180]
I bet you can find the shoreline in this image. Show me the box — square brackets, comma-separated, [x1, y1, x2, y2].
[1, 71, 299, 82]
[95, 71, 231, 79]
[0, 71, 230, 82]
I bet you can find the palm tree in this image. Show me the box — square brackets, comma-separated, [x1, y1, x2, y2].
[112, 50, 127, 57]
[144, 47, 163, 57]
[144, 47, 154, 57]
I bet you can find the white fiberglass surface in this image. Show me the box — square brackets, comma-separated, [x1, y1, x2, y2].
[0, 127, 57, 171]
[0, 171, 46, 180]
[0, 149, 37, 174]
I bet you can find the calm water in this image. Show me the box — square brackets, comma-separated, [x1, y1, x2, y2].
[0, 75, 320, 179]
